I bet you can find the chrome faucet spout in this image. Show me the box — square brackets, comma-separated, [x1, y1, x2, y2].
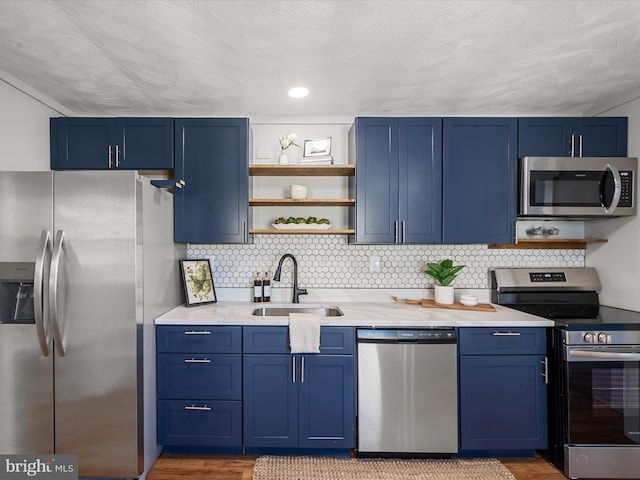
[273, 253, 308, 303]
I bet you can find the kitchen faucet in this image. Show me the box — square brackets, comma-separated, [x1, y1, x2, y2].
[273, 254, 308, 303]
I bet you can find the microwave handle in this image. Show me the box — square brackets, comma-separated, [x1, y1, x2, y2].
[601, 163, 622, 215]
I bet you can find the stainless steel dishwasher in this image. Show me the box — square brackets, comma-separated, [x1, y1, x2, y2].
[357, 328, 458, 455]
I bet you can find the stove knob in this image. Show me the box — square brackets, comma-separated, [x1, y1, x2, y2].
[583, 332, 597, 344]
[597, 332, 611, 344]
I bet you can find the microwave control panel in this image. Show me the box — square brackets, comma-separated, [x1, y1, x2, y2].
[619, 171, 633, 207]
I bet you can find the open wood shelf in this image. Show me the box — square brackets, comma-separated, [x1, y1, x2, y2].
[488, 238, 608, 249]
[249, 198, 355, 207]
[249, 165, 355, 176]
[250, 228, 354, 235]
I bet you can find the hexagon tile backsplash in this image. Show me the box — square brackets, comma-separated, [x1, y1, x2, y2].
[188, 235, 584, 290]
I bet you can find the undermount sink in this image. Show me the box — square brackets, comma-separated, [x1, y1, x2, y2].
[252, 306, 344, 317]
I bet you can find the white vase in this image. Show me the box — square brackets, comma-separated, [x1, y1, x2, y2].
[434, 285, 454, 304]
[278, 152, 288, 164]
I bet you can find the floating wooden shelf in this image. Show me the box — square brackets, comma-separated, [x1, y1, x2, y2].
[250, 228, 355, 235]
[249, 165, 355, 176]
[488, 238, 608, 250]
[249, 198, 355, 207]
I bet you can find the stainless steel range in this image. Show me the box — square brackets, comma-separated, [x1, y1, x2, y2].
[492, 268, 640, 480]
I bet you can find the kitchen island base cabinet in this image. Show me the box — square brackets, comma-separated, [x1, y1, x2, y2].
[458, 327, 547, 454]
[243, 327, 355, 451]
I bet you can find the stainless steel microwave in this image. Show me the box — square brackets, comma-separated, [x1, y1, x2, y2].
[519, 156, 637, 218]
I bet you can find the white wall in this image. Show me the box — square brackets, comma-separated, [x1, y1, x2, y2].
[586, 99, 640, 310]
[0, 79, 60, 171]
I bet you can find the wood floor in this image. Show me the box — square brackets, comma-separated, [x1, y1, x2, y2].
[146, 453, 568, 480]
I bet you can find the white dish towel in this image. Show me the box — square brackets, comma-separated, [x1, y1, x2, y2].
[288, 313, 322, 353]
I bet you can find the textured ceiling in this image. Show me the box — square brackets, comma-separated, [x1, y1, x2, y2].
[1, 0, 640, 117]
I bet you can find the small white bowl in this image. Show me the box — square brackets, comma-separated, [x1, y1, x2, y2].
[459, 295, 478, 307]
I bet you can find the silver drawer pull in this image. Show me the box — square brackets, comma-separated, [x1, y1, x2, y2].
[492, 332, 521, 336]
[184, 358, 211, 363]
[184, 405, 211, 411]
[184, 330, 212, 335]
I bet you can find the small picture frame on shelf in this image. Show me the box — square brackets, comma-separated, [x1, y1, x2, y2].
[303, 137, 332, 157]
[179, 259, 217, 306]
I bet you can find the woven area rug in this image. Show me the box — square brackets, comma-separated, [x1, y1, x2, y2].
[252, 455, 517, 480]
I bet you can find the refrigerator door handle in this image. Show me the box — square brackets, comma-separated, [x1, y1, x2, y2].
[34, 230, 51, 357]
[49, 230, 66, 357]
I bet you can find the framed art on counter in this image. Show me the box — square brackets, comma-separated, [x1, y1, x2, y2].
[179, 259, 217, 306]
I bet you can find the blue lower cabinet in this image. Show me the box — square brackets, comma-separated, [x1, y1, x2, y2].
[458, 327, 548, 453]
[156, 325, 243, 450]
[243, 328, 356, 450]
[157, 400, 241, 447]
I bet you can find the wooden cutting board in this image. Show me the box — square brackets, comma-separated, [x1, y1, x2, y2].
[421, 299, 496, 312]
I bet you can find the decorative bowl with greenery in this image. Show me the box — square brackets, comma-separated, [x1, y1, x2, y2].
[423, 259, 465, 286]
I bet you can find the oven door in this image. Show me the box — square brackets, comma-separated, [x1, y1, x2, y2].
[564, 345, 640, 446]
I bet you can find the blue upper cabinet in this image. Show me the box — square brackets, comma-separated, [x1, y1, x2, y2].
[518, 117, 627, 157]
[442, 118, 517, 244]
[51, 117, 173, 170]
[349, 117, 442, 243]
[174, 118, 250, 244]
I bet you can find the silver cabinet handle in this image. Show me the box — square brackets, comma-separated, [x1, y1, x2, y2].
[108, 145, 113, 168]
[49, 230, 66, 357]
[184, 405, 212, 411]
[394, 221, 399, 243]
[34, 230, 51, 357]
[184, 358, 211, 363]
[184, 330, 211, 335]
[540, 357, 548, 384]
[570, 134, 575, 157]
[292, 356, 296, 383]
[301, 356, 305, 383]
[175, 182, 183, 189]
[115, 144, 120, 168]
[578, 134, 583, 157]
[401, 221, 406, 244]
[492, 332, 521, 336]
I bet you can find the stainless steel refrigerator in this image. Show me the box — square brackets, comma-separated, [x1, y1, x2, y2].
[0, 171, 185, 478]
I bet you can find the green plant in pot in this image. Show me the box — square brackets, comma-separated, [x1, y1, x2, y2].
[423, 259, 465, 304]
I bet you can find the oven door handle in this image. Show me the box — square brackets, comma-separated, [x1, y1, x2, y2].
[566, 347, 640, 362]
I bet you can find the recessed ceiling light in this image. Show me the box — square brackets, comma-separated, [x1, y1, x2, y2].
[288, 87, 309, 98]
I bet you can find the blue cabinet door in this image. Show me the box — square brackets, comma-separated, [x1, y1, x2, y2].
[351, 117, 399, 243]
[51, 117, 173, 169]
[350, 117, 442, 243]
[174, 118, 249, 243]
[117, 118, 173, 169]
[298, 355, 355, 449]
[572, 117, 628, 157]
[459, 355, 548, 451]
[518, 117, 627, 157]
[52, 118, 116, 169]
[243, 354, 298, 448]
[398, 118, 442, 243]
[442, 118, 517, 244]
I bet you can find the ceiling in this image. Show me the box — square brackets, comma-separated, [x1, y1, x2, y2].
[1, 0, 640, 117]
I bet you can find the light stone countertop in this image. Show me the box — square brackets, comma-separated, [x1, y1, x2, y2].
[155, 300, 553, 328]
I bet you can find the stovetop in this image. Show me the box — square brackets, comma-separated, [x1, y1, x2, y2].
[554, 305, 640, 331]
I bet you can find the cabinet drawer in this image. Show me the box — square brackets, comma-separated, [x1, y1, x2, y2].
[157, 326, 241, 353]
[458, 327, 546, 355]
[157, 353, 241, 400]
[157, 399, 242, 447]
[243, 326, 355, 354]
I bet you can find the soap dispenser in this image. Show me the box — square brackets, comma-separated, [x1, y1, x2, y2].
[253, 272, 262, 303]
[262, 272, 271, 303]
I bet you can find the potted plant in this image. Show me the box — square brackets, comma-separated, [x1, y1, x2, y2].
[423, 259, 465, 304]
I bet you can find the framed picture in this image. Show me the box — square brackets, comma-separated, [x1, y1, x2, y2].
[303, 137, 332, 157]
[179, 259, 217, 306]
